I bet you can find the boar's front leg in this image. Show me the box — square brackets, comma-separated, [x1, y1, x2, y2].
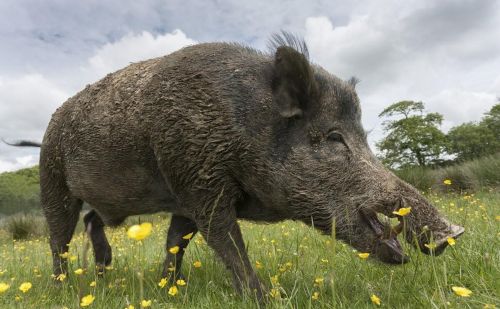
[162, 215, 198, 282]
[196, 200, 265, 301]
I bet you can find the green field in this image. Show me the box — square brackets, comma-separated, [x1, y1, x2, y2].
[0, 191, 498, 308]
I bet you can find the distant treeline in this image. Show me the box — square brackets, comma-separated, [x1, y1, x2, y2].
[0, 166, 40, 216]
[377, 101, 499, 168]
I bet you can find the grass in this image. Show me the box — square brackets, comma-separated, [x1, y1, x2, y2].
[395, 154, 500, 192]
[0, 191, 498, 308]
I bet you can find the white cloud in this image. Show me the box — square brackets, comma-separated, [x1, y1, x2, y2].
[0, 74, 68, 137]
[303, 13, 500, 150]
[0, 29, 196, 172]
[0, 155, 38, 173]
[84, 30, 196, 80]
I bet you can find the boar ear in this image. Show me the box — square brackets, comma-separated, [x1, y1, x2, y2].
[272, 46, 318, 118]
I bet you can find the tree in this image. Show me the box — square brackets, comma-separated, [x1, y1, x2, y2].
[376, 101, 447, 168]
[446, 103, 500, 161]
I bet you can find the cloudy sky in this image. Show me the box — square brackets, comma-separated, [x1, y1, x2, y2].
[1, 0, 499, 172]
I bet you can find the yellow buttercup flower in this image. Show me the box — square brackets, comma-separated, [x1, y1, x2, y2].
[140, 299, 152, 307]
[158, 278, 167, 288]
[168, 285, 178, 296]
[182, 232, 194, 240]
[392, 207, 411, 217]
[447, 237, 456, 246]
[358, 253, 370, 259]
[443, 179, 452, 185]
[370, 294, 381, 306]
[74, 268, 84, 275]
[19, 282, 32, 293]
[270, 275, 279, 285]
[255, 260, 263, 269]
[56, 273, 66, 281]
[269, 288, 280, 299]
[176, 279, 186, 286]
[169, 246, 180, 254]
[193, 261, 202, 268]
[126, 305, 135, 309]
[452, 286, 472, 297]
[425, 243, 437, 250]
[0, 282, 10, 293]
[312, 291, 320, 300]
[80, 294, 95, 307]
[314, 277, 324, 285]
[89, 281, 96, 287]
[127, 222, 152, 241]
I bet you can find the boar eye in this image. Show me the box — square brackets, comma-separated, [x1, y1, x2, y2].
[327, 132, 344, 144]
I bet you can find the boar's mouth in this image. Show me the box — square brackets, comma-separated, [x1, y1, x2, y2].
[360, 199, 465, 263]
[360, 208, 409, 264]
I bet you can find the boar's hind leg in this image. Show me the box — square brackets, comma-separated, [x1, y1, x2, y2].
[196, 204, 265, 301]
[161, 215, 198, 281]
[83, 210, 112, 273]
[41, 182, 82, 278]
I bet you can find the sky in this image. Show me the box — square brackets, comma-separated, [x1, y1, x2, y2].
[1, 0, 499, 172]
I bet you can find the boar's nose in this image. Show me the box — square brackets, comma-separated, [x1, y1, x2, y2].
[421, 224, 465, 256]
[373, 237, 409, 264]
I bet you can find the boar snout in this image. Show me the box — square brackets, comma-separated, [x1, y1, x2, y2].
[419, 223, 465, 256]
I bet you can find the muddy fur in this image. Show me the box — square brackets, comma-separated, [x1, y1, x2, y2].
[20, 33, 464, 300]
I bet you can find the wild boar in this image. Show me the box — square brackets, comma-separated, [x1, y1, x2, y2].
[9, 33, 463, 299]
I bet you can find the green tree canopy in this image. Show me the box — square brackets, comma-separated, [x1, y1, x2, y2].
[446, 103, 500, 161]
[376, 101, 447, 168]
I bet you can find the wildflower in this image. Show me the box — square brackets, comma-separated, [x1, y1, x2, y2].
[69, 255, 77, 262]
[314, 277, 324, 285]
[127, 222, 152, 241]
[312, 291, 320, 300]
[126, 305, 135, 309]
[158, 278, 167, 288]
[447, 237, 456, 246]
[443, 179, 452, 185]
[452, 286, 472, 297]
[270, 275, 279, 285]
[0, 282, 10, 293]
[15, 295, 21, 301]
[320, 258, 329, 264]
[176, 279, 186, 286]
[168, 285, 178, 296]
[59, 252, 70, 259]
[56, 273, 67, 281]
[182, 232, 194, 240]
[19, 282, 32, 293]
[358, 253, 370, 259]
[89, 281, 96, 287]
[169, 246, 180, 254]
[392, 207, 411, 217]
[193, 261, 202, 268]
[424, 243, 437, 250]
[495, 215, 500, 221]
[140, 299, 152, 307]
[80, 294, 95, 307]
[483, 304, 496, 308]
[269, 288, 280, 299]
[370, 294, 381, 306]
[255, 260, 263, 269]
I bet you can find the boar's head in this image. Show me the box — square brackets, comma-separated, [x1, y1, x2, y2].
[266, 36, 464, 264]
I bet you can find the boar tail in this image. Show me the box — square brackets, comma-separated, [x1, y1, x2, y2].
[2, 138, 41, 147]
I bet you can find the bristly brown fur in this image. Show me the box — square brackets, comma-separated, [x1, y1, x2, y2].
[267, 30, 309, 59]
